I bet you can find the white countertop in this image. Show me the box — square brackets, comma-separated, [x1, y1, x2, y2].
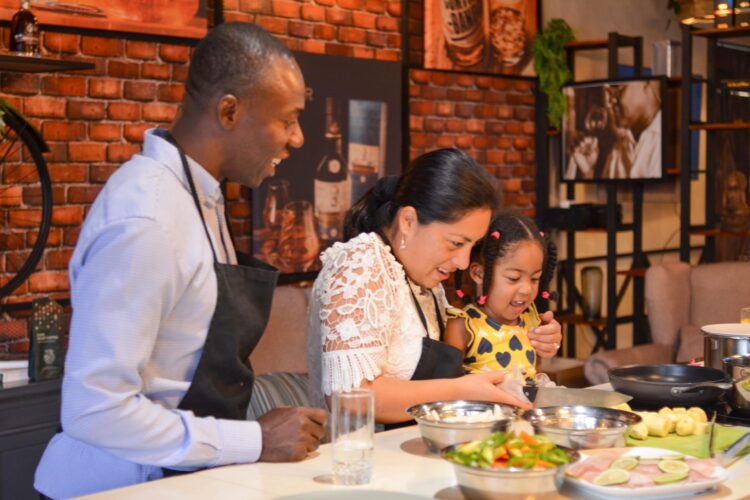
[79, 425, 750, 499]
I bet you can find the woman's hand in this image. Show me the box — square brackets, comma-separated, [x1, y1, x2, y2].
[454, 372, 532, 410]
[528, 310, 562, 358]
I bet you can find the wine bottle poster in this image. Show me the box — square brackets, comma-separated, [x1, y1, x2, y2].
[252, 51, 401, 282]
[424, 0, 539, 76]
[0, 1, 206, 39]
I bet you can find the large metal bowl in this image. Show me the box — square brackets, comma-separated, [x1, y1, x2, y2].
[521, 405, 641, 450]
[405, 400, 515, 453]
[441, 442, 580, 498]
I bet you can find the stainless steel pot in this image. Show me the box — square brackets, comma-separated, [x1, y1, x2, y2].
[702, 323, 750, 370]
[722, 354, 750, 411]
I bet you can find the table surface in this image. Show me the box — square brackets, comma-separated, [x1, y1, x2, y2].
[79, 424, 750, 500]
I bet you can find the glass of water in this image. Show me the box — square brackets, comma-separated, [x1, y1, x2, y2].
[331, 388, 374, 485]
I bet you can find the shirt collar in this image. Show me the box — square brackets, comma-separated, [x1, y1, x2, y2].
[143, 128, 223, 209]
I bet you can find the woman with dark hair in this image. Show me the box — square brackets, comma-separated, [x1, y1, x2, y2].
[307, 148, 562, 423]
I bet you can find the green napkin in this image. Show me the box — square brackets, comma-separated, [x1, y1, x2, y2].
[626, 425, 750, 458]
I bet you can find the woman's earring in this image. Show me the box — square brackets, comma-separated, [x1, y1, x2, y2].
[399, 235, 406, 250]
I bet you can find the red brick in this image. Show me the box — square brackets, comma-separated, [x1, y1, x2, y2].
[69, 143, 106, 162]
[514, 107, 533, 121]
[82, 36, 124, 57]
[505, 122, 522, 134]
[68, 100, 106, 120]
[48, 163, 87, 183]
[255, 16, 288, 34]
[68, 185, 102, 204]
[472, 136, 489, 149]
[123, 81, 156, 101]
[45, 249, 74, 270]
[325, 43, 353, 57]
[376, 16, 399, 31]
[455, 135, 472, 148]
[513, 136, 531, 150]
[339, 0, 363, 7]
[29, 227, 62, 247]
[386, 1, 401, 16]
[339, 27, 366, 44]
[435, 135, 454, 148]
[289, 21, 314, 38]
[376, 48, 399, 61]
[108, 102, 141, 121]
[430, 72, 455, 85]
[0, 233, 23, 251]
[90, 165, 117, 183]
[424, 118, 444, 133]
[505, 151, 522, 163]
[410, 100, 432, 115]
[172, 65, 189, 82]
[108, 61, 140, 79]
[107, 143, 141, 163]
[1, 73, 41, 94]
[45, 142, 68, 162]
[445, 119, 464, 133]
[272, 0, 300, 17]
[422, 86, 446, 99]
[326, 8, 351, 25]
[487, 151, 505, 164]
[28, 271, 69, 292]
[300, 39, 325, 53]
[159, 44, 191, 63]
[447, 89, 465, 101]
[41, 75, 86, 97]
[143, 102, 178, 123]
[23, 96, 67, 118]
[465, 89, 483, 101]
[435, 102, 453, 116]
[141, 62, 171, 80]
[314, 24, 336, 40]
[124, 123, 152, 142]
[42, 121, 86, 141]
[42, 32, 80, 54]
[229, 203, 250, 218]
[496, 105, 513, 119]
[51, 206, 84, 226]
[475, 104, 494, 118]
[224, 11, 255, 23]
[408, 116, 422, 131]
[239, 0, 266, 12]
[89, 123, 122, 142]
[158, 83, 185, 102]
[317, 0, 335, 5]
[300, 4, 325, 21]
[466, 119, 485, 133]
[365, 0, 386, 12]
[63, 226, 81, 246]
[366, 32, 387, 47]
[352, 46, 376, 58]
[89, 78, 122, 99]
[9, 208, 41, 228]
[126, 40, 157, 60]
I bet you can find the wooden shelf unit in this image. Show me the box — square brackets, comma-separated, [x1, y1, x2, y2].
[0, 53, 94, 73]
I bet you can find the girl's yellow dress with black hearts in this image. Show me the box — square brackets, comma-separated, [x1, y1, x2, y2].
[447, 303, 540, 380]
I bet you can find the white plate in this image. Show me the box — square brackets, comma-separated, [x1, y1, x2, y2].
[563, 447, 730, 499]
[701, 323, 750, 337]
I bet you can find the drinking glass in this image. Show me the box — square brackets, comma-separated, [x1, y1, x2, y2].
[262, 180, 289, 235]
[277, 200, 321, 273]
[581, 266, 603, 320]
[489, 0, 527, 66]
[331, 388, 374, 485]
[741, 307, 750, 324]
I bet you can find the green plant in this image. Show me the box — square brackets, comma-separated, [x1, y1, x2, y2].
[533, 18, 575, 130]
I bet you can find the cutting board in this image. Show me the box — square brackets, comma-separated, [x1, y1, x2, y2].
[626, 424, 750, 458]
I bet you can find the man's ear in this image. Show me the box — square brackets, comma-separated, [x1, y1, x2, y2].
[217, 94, 239, 130]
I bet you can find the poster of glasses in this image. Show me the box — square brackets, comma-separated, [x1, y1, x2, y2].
[562, 77, 667, 182]
[0, 1, 206, 39]
[424, 0, 538, 76]
[252, 52, 402, 281]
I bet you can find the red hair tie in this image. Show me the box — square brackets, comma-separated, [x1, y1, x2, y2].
[490, 231, 500, 239]
[539, 231, 545, 237]
[456, 290, 465, 298]
[477, 295, 487, 305]
[541, 291, 550, 299]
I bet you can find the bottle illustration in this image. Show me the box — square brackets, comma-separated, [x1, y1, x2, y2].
[10, 0, 40, 56]
[314, 97, 350, 247]
[440, 0, 485, 67]
[348, 100, 387, 205]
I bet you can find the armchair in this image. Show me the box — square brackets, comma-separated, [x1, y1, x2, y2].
[584, 260, 750, 384]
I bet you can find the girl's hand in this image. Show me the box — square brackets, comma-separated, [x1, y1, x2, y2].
[528, 310, 562, 358]
[454, 372, 532, 410]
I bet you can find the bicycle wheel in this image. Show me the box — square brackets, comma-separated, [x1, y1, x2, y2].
[0, 103, 51, 298]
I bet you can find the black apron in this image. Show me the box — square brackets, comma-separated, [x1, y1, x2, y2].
[163, 132, 278, 473]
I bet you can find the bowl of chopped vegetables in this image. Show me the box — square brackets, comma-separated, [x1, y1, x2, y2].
[522, 405, 641, 450]
[405, 400, 515, 453]
[442, 431, 579, 497]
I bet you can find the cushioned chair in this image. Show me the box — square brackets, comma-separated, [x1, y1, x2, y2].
[584, 260, 750, 384]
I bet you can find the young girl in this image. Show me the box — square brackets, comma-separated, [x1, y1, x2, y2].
[444, 213, 556, 382]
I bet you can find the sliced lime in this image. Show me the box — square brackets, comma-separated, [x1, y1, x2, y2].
[654, 472, 689, 484]
[658, 459, 690, 475]
[593, 468, 630, 486]
[660, 454, 685, 461]
[610, 456, 639, 471]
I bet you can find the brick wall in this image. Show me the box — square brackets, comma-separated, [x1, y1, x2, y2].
[0, 0, 536, 354]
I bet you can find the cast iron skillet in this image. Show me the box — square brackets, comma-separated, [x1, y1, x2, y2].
[608, 364, 733, 406]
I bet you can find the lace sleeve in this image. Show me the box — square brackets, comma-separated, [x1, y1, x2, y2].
[314, 234, 401, 395]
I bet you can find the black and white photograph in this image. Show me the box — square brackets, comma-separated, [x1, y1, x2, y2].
[562, 77, 666, 182]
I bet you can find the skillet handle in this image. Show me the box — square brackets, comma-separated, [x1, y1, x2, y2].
[670, 382, 733, 395]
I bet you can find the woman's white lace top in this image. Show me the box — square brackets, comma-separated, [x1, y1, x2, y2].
[306, 232, 448, 408]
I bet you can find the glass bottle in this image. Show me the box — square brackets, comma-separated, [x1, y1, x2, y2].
[278, 200, 321, 273]
[9, 0, 40, 56]
[314, 97, 350, 248]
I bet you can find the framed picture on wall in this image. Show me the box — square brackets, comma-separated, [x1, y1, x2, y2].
[252, 52, 402, 284]
[561, 77, 667, 182]
[0, 1, 207, 39]
[424, 0, 539, 76]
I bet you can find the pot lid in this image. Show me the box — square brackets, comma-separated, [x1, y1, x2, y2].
[701, 323, 750, 337]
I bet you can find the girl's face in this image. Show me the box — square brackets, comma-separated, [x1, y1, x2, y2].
[398, 207, 492, 289]
[472, 239, 544, 325]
